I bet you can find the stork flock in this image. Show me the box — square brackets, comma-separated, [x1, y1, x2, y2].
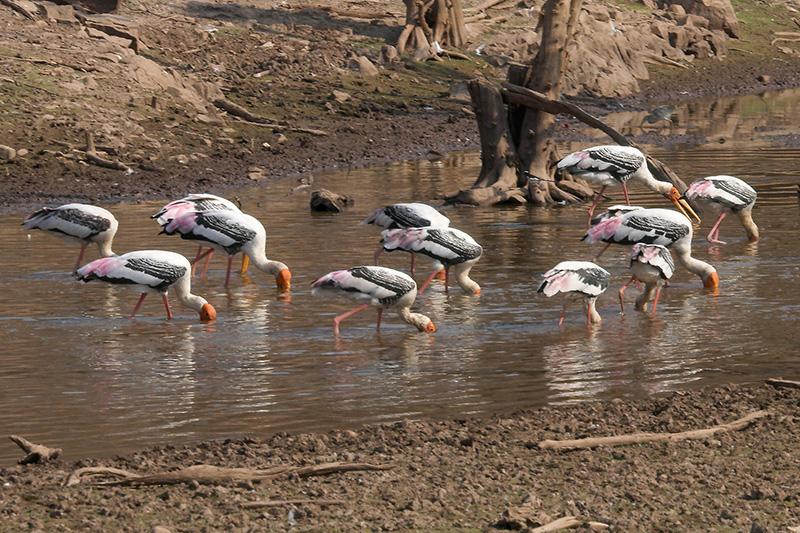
[22, 144, 759, 332]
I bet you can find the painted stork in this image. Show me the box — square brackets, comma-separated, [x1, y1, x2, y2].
[311, 266, 435, 335]
[619, 243, 675, 315]
[537, 261, 610, 325]
[556, 145, 700, 224]
[76, 250, 217, 322]
[376, 227, 482, 294]
[583, 207, 719, 291]
[362, 203, 450, 274]
[23, 203, 118, 273]
[683, 175, 758, 244]
[152, 193, 246, 276]
[160, 209, 291, 292]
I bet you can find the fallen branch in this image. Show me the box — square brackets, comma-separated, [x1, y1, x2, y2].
[766, 378, 800, 390]
[213, 98, 328, 136]
[65, 462, 394, 487]
[539, 410, 769, 450]
[241, 499, 346, 509]
[64, 466, 139, 487]
[530, 516, 581, 532]
[640, 52, 690, 69]
[81, 131, 132, 172]
[9, 435, 62, 464]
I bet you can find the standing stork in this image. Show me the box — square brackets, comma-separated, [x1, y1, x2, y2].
[537, 261, 610, 325]
[23, 203, 118, 273]
[160, 210, 291, 292]
[619, 243, 675, 315]
[311, 266, 435, 335]
[376, 227, 482, 294]
[76, 250, 217, 322]
[362, 202, 450, 274]
[556, 145, 700, 225]
[583, 207, 719, 291]
[152, 193, 246, 276]
[683, 175, 758, 244]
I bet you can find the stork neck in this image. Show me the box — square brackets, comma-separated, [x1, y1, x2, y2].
[398, 307, 432, 331]
[634, 166, 672, 196]
[250, 254, 288, 277]
[672, 242, 717, 282]
[97, 237, 115, 258]
[173, 276, 208, 312]
[453, 264, 481, 294]
[736, 208, 759, 241]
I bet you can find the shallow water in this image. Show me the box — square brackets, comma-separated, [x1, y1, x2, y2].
[3, 88, 800, 465]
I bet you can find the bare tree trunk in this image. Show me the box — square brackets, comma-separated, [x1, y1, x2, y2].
[397, 0, 467, 59]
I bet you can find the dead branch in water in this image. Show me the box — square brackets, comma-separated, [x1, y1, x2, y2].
[65, 462, 394, 487]
[539, 410, 769, 450]
[9, 435, 62, 464]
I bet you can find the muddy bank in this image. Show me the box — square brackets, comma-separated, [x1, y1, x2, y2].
[2, 383, 799, 531]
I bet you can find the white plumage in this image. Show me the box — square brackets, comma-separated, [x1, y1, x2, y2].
[537, 261, 610, 325]
[583, 207, 718, 291]
[75, 250, 216, 321]
[23, 203, 118, 273]
[377, 227, 482, 294]
[311, 266, 435, 335]
[153, 193, 244, 276]
[619, 243, 675, 315]
[557, 145, 699, 224]
[684, 175, 759, 244]
[160, 209, 291, 291]
[362, 202, 450, 229]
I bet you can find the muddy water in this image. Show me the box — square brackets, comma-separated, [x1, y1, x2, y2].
[3, 90, 800, 465]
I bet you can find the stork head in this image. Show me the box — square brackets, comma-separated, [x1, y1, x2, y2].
[668, 187, 701, 223]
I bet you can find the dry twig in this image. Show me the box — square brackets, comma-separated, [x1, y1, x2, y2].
[539, 410, 769, 450]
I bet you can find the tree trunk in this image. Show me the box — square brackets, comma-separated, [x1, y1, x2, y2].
[397, 0, 467, 59]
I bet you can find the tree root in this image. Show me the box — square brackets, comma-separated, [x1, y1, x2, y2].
[65, 462, 393, 487]
[539, 410, 769, 450]
[81, 131, 132, 172]
[9, 435, 62, 465]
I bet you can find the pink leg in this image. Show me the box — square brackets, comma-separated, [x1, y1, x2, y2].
[200, 250, 214, 277]
[707, 212, 727, 244]
[444, 267, 450, 293]
[74, 242, 89, 273]
[618, 276, 636, 315]
[594, 242, 612, 261]
[418, 269, 442, 294]
[376, 308, 383, 330]
[224, 255, 234, 287]
[586, 186, 607, 226]
[130, 293, 148, 319]
[587, 302, 592, 325]
[190, 249, 213, 277]
[558, 302, 568, 326]
[332, 303, 371, 335]
[374, 248, 383, 265]
[410, 253, 415, 275]
[193, 245, 204, 262]
[161, 292, 173, 320]
[652, 287, 662, 315]
[622, 183, 630, 206]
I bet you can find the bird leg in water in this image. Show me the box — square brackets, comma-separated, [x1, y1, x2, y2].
[161, 293, 173, 320]
[332, 303, 371, 335]
[373, 248, 383, 265]
[410, 253, 415, 275]
[586, 186, 607, 226]
[618, 276, 637, 315]
[651, 287, 662, 315]
[190, 248, 214, 277]
[707, 212, 727, 244]
[418, 268, 444, 294]
[558, 302, 568, 326]
[224, 256, 234, 287]
[377, 308, 383, 330]
[74, 241, 89, 274]
[594, 242, 612, 261]
[130, 292, 148, 319]
[622, 183, 630, 206]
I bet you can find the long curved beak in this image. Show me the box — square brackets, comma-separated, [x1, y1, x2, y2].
[670, 187, 701, 223]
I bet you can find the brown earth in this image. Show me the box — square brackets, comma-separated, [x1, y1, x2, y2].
[3, 0, 800, 531]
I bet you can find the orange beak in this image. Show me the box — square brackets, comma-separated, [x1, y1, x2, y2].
[200, 303, 217, 322]
[703, 272, 719, 294]
[669, 187, 701, 223]
[276, 268, 292, 293]
[422, 321, 436, 333]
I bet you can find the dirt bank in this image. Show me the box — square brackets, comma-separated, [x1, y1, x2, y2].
[2, 383, 799, 531]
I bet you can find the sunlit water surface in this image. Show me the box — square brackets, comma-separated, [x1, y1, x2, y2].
[2, 88, 800, 465]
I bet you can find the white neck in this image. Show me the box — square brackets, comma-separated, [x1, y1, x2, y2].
[398, 307, 432, 331]
[633, 166, 672, 196]
[584, 297, 602, 324]
[453, 264, 481, 294]
[173, 276, 209, 312]
[96, 235, 115, 258]
[735, 207, 759, 241]
[672, 240, 716, 282]
[635, 284, 659, 312]
[250, 254, 289, 277]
